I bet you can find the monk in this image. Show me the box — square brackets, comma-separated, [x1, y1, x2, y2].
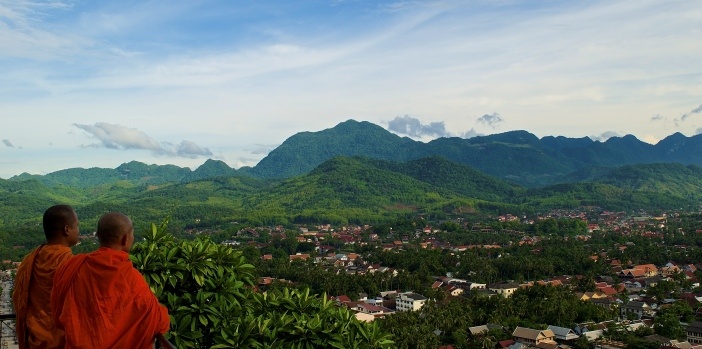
[13, 204, 80, 349]
[51, 212, 170, 349]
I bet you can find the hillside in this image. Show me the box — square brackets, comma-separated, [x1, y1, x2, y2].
[12, 120, 702, 189]
[9, 159, 243, 188]
[248, 120, 702, 187]
[241, 156, 483, 225]
[4, 155, 702, 262]
[248, 120, 422, 178]
[4, 157, 702, 230]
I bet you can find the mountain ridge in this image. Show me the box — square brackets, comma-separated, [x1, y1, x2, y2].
[10, 119, 702, 188]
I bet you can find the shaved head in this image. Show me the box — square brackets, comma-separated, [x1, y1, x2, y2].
[97, 212, 133, 247]
[43, 205, 77, 241]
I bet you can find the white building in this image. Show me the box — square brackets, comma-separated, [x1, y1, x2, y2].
[396, 292, 427, 312]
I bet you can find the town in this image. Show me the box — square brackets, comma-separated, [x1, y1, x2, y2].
[4, 206, 702, 348]
[221, 207, 702, 348]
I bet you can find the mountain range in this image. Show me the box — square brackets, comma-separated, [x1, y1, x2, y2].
[13, 119, 702, 188]
[4, 120, 702, 231]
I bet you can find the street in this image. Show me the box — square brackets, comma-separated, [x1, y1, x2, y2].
[0, 280, 18, 349]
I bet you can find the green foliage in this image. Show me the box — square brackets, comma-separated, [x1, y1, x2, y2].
[131, 220, 394, 349]
[131, 220, 255, 348]
[214, 289, 394, 349]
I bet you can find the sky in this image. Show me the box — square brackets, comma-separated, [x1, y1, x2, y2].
[1, 0, 701, 178]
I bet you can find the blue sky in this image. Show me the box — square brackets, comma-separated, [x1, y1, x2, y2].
[1, 0, 701, 178]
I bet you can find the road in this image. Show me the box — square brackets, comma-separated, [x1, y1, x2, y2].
[0, 280, 18, 349]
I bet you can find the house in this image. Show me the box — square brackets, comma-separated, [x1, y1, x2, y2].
[686, 321, 702, 345]
[582, 330, 603, 341]
[619, 269, 646, 278]
[396, 292, 427, 312]
[660, 265, 681, 277]
[620, 301, 651, 319]
[469, 282, 487, 289]
[444, 285, 464, 297]
[498, 339, 515, 349]
[590, 297, 616, 310]
[289, 253, 310, 261]
[355, 312, 376, 322]
[665, 339, 694, 349]
[512, 327, 556, 345]
[634, 264, 659, 277]
[472, 289, 499, 298]
[469, 324, 505, 337]
[489, 282, 520, 297]
[335, 295, 352, 304]
[354, 302, 386, 316]
[546, 325, 579, 341]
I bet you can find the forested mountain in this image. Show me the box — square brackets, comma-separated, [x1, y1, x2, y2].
[4, 154, 702, 262]
[247, 120, 422, 179]
[9, 159, 242, 188]
[5, 119, 702, 233]
[4, 155, 702, 230]
[248, 120, 702, 186]
[11, 120, 702, 188]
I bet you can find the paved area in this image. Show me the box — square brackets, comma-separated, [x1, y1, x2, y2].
[1, 280, 18, 349]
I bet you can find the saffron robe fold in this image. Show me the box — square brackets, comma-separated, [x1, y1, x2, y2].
[12, 244, 73, 349]
[51, 247, 170, 349]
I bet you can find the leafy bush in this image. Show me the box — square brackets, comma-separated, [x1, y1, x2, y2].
[132, 220, 394, 349]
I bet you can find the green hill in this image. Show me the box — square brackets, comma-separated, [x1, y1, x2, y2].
[3, 156, 702, 233]
[354, 156, 525, 201]
[241, 156, 485, 224]
[248, 120, 702, 187]
[249, 120, 421, 179]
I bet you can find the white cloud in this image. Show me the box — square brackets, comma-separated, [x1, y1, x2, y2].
[386, 115, 451, 138]
[75, 122, 161, 150]
[460, 128, 483, 139]
[176, 140, 212, 158]
[681, 104, 702, 121]
[250, 144, 278, 155]
[74, 122, 212, 159]
[590, 131, 621, 142]
[476, 113, 504, 129]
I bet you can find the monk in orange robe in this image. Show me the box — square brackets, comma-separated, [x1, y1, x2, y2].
[51, 212, 170, 349]
[13, 204, 80, 349]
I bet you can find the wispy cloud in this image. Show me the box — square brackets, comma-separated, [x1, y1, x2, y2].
[2, 139, 14, 147]
[176, 140, 213, 158]
[387, 115, 498, 139]
[651, 114, 664, 121]
[460, 128, 483, 139]
[590, 131, 620, 142]
[0, 0, 85, 60]
[681, 104, 702, 121]
[74, 122, 212, 158]
[476, 113, 504, 129]
[250, 144, 278, 155]
[386, 115, 451, 138]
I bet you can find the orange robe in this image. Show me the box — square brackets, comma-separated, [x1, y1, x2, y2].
[51, 247, 170, 349]
[12, 244, 72, 349]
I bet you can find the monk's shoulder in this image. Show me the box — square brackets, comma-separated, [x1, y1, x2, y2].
[54, 253, 88, 278]
[16, 247, 41, 273]
[125, 265, 152, 291]
[40, 245, 73, 266]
